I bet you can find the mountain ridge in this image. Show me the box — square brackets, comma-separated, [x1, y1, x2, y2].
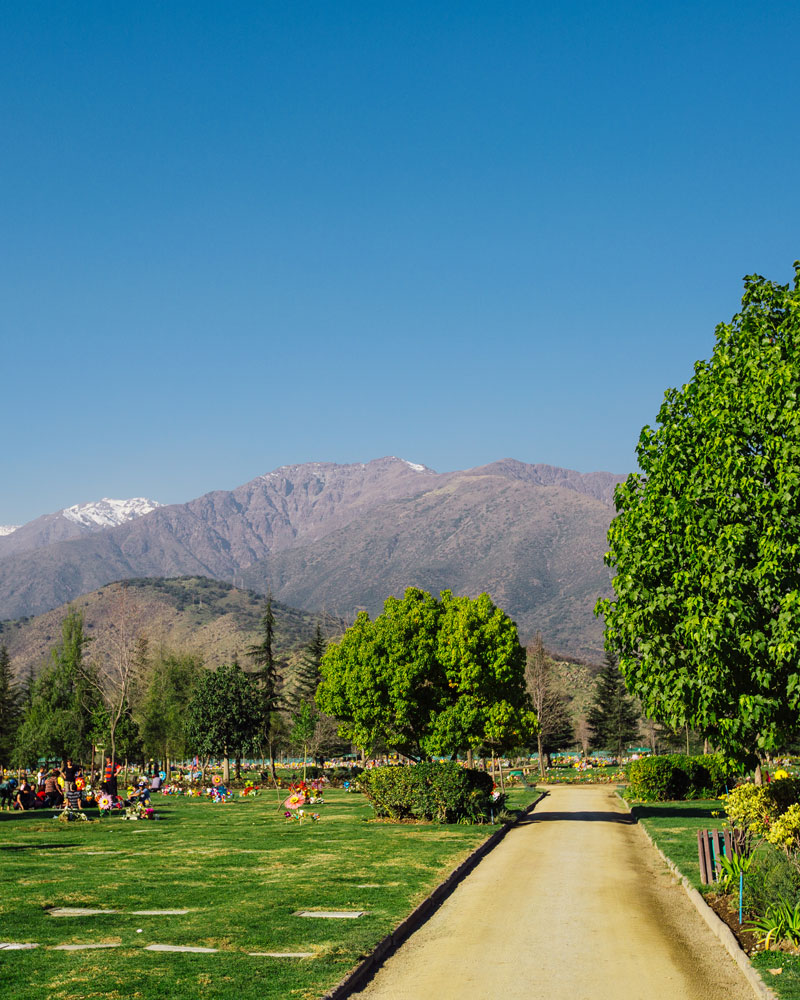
[0, 457, 624, 658]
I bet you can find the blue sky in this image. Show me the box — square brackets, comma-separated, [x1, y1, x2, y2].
[2, 2, 798, 524]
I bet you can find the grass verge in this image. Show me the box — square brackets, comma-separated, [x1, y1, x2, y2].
[0, 784, 539, 1000]
[624, 794, 800, 998]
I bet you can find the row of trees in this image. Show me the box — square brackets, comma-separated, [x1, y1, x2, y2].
[0, 590, 336, 776]
[0, 581, 663, 778]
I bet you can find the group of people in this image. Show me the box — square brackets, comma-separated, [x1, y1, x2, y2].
[0, 757, 161, 812]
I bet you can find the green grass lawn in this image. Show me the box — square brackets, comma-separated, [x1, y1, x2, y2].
[627, 798, 721, 889]
[0, 785, 538, 1000]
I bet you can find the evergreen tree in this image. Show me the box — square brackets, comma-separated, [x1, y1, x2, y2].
[0, 644, 20, 765]
[289, 623, 326, 708]
[247, 595, 283, 772]
[14, 609, 103, 767]
[586, 653, 639, 758]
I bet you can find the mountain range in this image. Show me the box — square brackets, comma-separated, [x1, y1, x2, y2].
[0, 457, 624, 660]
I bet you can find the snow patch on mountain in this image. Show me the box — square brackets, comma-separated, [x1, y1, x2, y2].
[399, 459, 428, 472]
[62, 498, 163, 529]
[0, 525, 19, 536]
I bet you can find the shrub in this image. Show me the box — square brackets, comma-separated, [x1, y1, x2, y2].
[627, 754, 730, 801]
[628, 756, 685, 801]
[361, 763, 495, 823]
[744, 844, 800, 918]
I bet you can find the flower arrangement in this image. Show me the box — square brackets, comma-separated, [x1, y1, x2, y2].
[97, 793, 113, 816]
[123, 800, 158, 821]
[55, 808, 88, 823]
[284, 808, 321, 824]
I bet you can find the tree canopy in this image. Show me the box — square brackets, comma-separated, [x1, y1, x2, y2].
[316, 587, 535, 759]
[14, 609, 103, 764]
[597, 263, 800, 768]
[184, 662, 260, 769]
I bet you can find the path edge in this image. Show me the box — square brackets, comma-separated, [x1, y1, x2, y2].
[320, 790, 547, 1000]
[617, 792, 777, 1000]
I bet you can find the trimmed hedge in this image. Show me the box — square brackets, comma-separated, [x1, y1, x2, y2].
[628, 753, 731, 801]
[361, 762, 495, 823]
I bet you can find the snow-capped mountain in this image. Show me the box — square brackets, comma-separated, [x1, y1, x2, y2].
[62, 497, 162, 529]
[0, 525, 19, 537]
[0, 496, 162, 561]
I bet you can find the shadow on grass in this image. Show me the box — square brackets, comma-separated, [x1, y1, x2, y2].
[0, 809, 63, 822]
[1, 842, 78, 850]
[630, 805, 717, 820]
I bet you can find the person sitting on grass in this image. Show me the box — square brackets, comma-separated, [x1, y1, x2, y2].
[64, 784, 81, 811]
[14, 776, 35, 811]
[132, 779, 151, 805]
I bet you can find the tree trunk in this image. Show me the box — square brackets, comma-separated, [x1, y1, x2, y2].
[537, 731, 546, 780]
[235, 757, 241, 779]
[466, 748, 474, 768]
[685, 722, 690, 756]
[754, 761, 763, 786]
[223, 753, 230, 784]
[703, 737, 709, 754]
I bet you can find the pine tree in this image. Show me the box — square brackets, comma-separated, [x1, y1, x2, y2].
[290, 623, 326, 708]
[0, 644, 20, 765]
[586, 653, 639, 758]
[247, 595, 283, 774]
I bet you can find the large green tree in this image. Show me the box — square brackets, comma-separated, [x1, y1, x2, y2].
[317, 587, 534, 759]
[0, 644, 20, 765]
[184, 662, 260, 781]
[137, 651, 201, 770]
[597, 264, 800, 771]
[14, 609, 103, 766]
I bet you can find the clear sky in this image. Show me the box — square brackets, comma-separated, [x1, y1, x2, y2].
[2, 2, 798, 525]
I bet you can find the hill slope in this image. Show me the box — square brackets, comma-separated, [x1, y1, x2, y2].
[0, 577, 343, 678]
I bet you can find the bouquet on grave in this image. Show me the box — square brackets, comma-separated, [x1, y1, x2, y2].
[55, 808, 88, 823]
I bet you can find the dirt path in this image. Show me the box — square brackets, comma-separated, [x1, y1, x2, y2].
[351, 785, 755, 1000]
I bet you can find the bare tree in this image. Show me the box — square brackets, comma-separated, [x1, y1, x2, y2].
[86, 584, 154, 768]
[525, 633, 573, 778]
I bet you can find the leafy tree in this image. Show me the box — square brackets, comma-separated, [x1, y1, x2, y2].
[0, 644, 20, 764]
[90, 701, 142, 764]
[248, 595, 283, 775]
[525, 634, 575, 776]
[184, 662, 260, 782]
[290, 701, 318, 781]
[317, 587, 534, 760]
[597, 264, 800, 774]
[431, 591, 534, 758]
[14, 609, 103, 766]
[138, 651, 201, 772]
[586, 653, 639, 758]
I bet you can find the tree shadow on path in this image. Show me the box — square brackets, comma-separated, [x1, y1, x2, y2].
[521, 810, 636, 825]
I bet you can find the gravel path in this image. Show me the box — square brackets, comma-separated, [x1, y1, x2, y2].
[351, 785, 755, 1000]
